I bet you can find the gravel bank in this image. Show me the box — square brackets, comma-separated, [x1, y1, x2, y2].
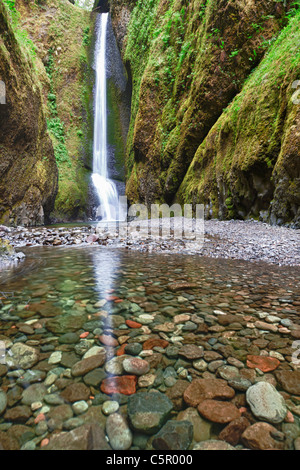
[0, 218, 299, 267]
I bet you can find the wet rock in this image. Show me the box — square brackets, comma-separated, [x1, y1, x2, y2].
[241, 422, 285, 450]
[177, 407, 211, 442]
[183, 378, 235, 407]
[198, 399, 241, 424]
[99, 334, 119, 347]
[21, 384, 47, 406]
[246, 382, 287, 423]
[178, 344, 204, 360]
[152, 420, 193, 450]
[71, 352, 106, 377]
[143, 338, 169, 350]
[124, 343, 143, 356]
[193, 440, 236, 450]
[218, 417, 251, 446]
[246, 355, 280, 372]
[106, 413, 132, 450]
[102, 400, 119, 415]
[4, 405, 32, 423]
[127, 391, 173, 435]
[0, 391, 7, 415]
[42, 423, 111, 450]
[100, 375, 137, 396]
[60, 383, 90, 403]
[6, 343, 39, 369]
[123, 357, 150, 376]
[165, 380, 190, 410]
[274, 370, 300, 395]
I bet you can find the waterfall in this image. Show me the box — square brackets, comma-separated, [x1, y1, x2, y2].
[92, 13, 121, 221]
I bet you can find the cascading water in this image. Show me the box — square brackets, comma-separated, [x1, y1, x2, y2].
[92, 13, 121, 221]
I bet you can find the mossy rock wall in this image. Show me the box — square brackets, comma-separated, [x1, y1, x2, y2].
[110, 0, 300, 227]
[0, 1, 58, 226]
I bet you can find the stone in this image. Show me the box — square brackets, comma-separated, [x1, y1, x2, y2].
[126, 319, 142, 328]
[72, 400, 89, 415]
[152, 420, 193, 450]
[42, 423, 111, 450]
[99, 334, 118, 347]
[0, 391, 7, 415]
[123, 357, 150, 376]
[246, 355, 280, 372]
[60, 383, 90, 403]
[48, 351, 62, 364]
[275, 370, 300, 395]
[198, 400, 241, 424]
[4, 405, 31, 423]
[218, 417, 251, 446]
[100, 376, 137, 396]
[183, 378, 235, 407]
[177, 407, 211, 442]
[106, 413, 132, 450]
[83, 369, 106, 387]
[241, 422, 285, 450]
[58, 332, 79, 344]
[138, 373, 156, 388]
[71, 353, 106, 377]
[193, 440, 236, 450]
[246, 382, 287, 423]
[166, 380, 190, 410]
[178, 344, 204, 360]
[102, 400, 119, 415]
[124, 343, 143, 356]
[6, 343, 39, 370]
[104, 356, 127, 375]
[21, 384, 47, 406]
[127, 391, 173, 435]
[143, 338, 169, 350]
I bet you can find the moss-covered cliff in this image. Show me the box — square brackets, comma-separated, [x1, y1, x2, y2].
[16, 0, 95, 221]
[110, 0, 300, 227]
[0, 0, 58, 226]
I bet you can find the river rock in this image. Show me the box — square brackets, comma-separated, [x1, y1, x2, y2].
[60, 383, 90, 403]
[177, 407, 211, 442]
[123, 357, 150, 376]
[42, 423, 111, 450]
[152, 420, 193, 450]
[218, 417, 251, 446]
[0, 391, 7, 415]
[274, 370, 300, 395]
[178, 344, 204, 360]
[183, 378, 235, 407]
[21, 384, 47, 406]
[100, 375, 137, 395]
[246, 355, 280, 372]
[193, 440, 236, 450]
[6, 343, 39, 369]
[71, 353, 106, 377]
[127, 391, 173, 435]
[241, 422, 285, 450]
[246, 381, 287, 423]
[198, 399, 241, 424]
[106, 413, 132, 450]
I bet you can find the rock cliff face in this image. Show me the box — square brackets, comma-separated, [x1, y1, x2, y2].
[0, 2, 58, 226]
[109, 0, 300, 227]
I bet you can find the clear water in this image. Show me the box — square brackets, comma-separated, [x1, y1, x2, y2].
[0, 246, 299, 449]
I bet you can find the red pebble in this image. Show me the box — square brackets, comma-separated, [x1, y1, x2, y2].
[126, 319, 142, 329]
[100, 375, 137, 395]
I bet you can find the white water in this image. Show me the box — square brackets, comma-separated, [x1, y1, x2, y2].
[92, 13, 121, 221]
